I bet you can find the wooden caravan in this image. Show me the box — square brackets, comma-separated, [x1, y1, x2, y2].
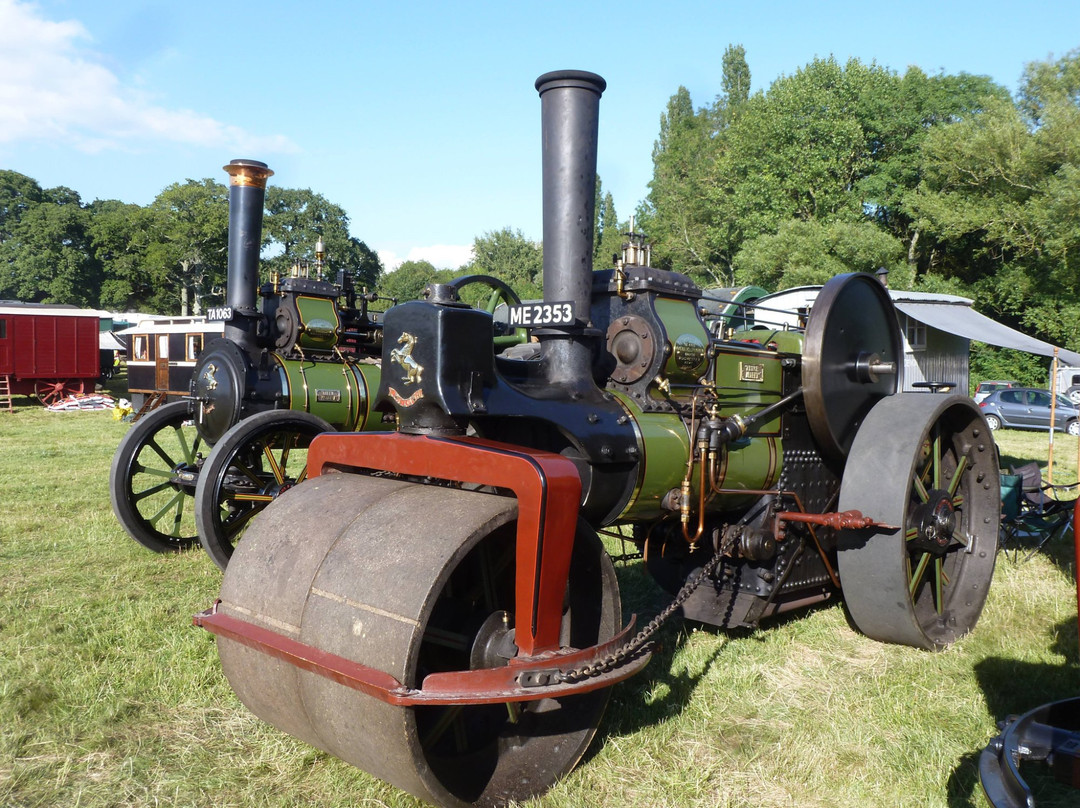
[0, 303, 105, 406]
[118, 318, 224, 410]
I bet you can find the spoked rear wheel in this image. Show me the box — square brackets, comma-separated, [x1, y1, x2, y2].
[109, 400, 202, 552]
[216, 474, 620, 806]
[838, 394, 1000, 649]
[35, 378, 84, 407]
[194, 410, 332, 571]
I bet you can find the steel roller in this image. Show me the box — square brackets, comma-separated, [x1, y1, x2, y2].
[215, 471, 620, 807]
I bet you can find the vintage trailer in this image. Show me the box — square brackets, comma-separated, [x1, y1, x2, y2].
[117, 318, 224, 410]
[0, 303, 105, 405]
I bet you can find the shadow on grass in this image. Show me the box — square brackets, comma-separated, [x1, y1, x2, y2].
[585, 558, 838, 760]
[582, 560, 735, 757]
[948, 616, 1080, 808]
[1003, 522, 1078, 583]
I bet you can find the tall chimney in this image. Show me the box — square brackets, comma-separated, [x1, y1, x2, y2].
[222, 159, 273, 348]
[534, 70, 605, 385]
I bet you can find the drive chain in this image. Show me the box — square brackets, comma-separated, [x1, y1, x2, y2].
[558, 552, 724, 683]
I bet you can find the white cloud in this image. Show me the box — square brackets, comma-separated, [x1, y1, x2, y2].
[379, 244, 474, 272]
[407, 244, 474, 269]
[377, 250, 402, 272]
[0, 0, 296, 154]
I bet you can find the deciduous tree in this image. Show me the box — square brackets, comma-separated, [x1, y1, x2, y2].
[263, 187, 382, 290]
[642, 86, 724, 282]
[89, 199, 162, 312]
[145, 179, 228, 315]
[466, 228, 543, 298]
[0, 186, 99, 306]
[733, 219, 906, 290]
[376, 259, 450, 305]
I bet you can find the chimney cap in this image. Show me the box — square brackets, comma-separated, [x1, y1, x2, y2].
[535, 70, 606, 96]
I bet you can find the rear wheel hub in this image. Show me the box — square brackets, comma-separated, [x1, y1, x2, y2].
[911, 489, 956, 554]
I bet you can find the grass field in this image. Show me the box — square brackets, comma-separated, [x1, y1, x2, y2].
[1, 385, 1078, 808]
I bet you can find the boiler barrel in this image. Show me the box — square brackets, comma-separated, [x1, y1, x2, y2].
[272, 358, 381, 433]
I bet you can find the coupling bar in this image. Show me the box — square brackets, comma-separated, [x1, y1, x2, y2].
[775, 509, 899, 532]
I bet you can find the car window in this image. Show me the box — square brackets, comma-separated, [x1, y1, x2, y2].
[1029, 391, 1051, 408]
[1057, 395, 1074, 409]
[999, 390, 1023, 404]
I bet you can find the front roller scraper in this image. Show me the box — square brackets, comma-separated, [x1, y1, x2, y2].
[196, 434, 648, 807]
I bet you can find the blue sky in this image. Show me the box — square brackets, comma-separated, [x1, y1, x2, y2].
[1, 0, 1077, 273]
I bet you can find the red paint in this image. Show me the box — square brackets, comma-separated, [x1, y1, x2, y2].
[194, 607, 648, 705]
[776, 509, 894, 530]
[0, 306, 101, 396]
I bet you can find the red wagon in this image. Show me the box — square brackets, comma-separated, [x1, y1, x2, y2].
[0, 303, 105, 406]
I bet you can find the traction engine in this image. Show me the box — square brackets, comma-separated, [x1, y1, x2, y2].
[109, 160, 393, 567]
[193, 71, 1001, 807]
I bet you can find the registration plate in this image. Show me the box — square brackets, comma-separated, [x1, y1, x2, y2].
[506, 301, 576, 328]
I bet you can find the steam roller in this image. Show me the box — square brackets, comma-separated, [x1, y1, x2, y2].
[195, 68, 1001, 807]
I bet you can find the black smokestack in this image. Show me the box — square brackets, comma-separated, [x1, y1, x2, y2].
[222, 159, 273, 347]
[534, 70, 605, 385]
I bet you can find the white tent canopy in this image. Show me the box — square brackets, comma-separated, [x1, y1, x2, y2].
[100, 331, 126, 351]
[890, 291, 1080, 367]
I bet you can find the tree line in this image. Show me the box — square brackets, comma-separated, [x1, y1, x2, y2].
[638, 45, 1080, 382]
[2, 44, 1077, 383]
[0, 173, 383, 315]
[0, 164, 624, 318]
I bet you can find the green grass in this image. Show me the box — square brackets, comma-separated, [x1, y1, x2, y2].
[994, 426, 1080, 491]
[1, 390, 1077, 808]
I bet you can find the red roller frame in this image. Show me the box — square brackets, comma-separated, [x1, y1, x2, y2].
[307, 431, 582, 657]
[194, 430, 653, 705]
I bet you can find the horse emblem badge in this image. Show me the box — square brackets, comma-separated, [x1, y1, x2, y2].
[388, 332, 425, 407]
[390, 332, 423, 384]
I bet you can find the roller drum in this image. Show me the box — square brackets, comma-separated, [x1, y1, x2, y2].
[216, 472, 619, 807]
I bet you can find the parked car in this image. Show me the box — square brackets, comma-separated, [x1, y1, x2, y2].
[1051, 366, 1080, 404]
[978, 387, 1080, 435]
[973, 380, 1020, 404]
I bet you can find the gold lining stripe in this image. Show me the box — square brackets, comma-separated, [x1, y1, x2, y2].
[271, 353, 291, 408]
[225, 602, 300, 636]
[311, 587, 420, 627]
[765, 437, 779, 487]
[609, 395, 646, 521]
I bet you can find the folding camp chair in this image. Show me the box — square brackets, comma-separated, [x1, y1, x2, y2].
[1000, 462, 1077, 560]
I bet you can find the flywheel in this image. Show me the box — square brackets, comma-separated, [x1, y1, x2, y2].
[802, 272, 903, 462]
